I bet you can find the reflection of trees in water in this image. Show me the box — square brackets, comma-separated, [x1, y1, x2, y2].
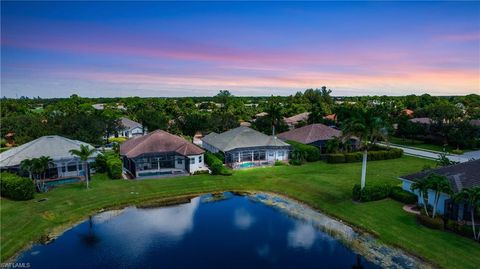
[80, 216, 100, 246]
[352, 254, 364, 269]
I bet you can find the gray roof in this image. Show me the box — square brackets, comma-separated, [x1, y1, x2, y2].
[121, 117, 142, 130]
[400, 159, 480, 193]
[201, 126, 290, 152]
[0, 135, 97, 167]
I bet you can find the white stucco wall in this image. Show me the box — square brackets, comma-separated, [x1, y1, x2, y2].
[187, 154, 205, 173]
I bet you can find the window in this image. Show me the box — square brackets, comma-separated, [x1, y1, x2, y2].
[190, 158, 195, 164]
[278, 151, 284, 157]
[61, 164, 66, 173]
[177, 158, 183, 164]
[67, 164, 78, 172]
[199, 156, 202, 163]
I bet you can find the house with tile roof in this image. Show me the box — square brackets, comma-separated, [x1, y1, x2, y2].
[117, 117, 145, 138]
[0, 135, 98, 182]
[120, 130, 206, 178]
[284, 112, 310, 129]
[399, 159, 480, 220]
[201, 126, 290, 169]
[277, 123, 356, 153]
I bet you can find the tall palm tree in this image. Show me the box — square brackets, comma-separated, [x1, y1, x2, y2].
[410, 179, 431, 217]
[70, 145, 96, 189]
[38, 156, 53, 192]
[341, 109, 388, 189]
[454, 187, 480, 241]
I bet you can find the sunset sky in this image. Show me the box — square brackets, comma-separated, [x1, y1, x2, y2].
[1, 1, 479, 97]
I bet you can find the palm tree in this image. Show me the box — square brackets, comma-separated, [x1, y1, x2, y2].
[454, 187, 480, 241]
[20, 159, 34, 180]
[341, 108, 388, 189]
[37, 156, 53, 192]
[425, 173, 452, 219]
[410, 179, 431, 217]
[69, 145, 96, 189]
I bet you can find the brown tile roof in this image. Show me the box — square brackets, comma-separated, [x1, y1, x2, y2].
[400, 159, 480, 193]
[277, 123, 342, 144]
[120, 130, 204, 158]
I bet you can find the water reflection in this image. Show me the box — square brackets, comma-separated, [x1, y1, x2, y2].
[287, 222, 317, 249]
[233, 207, 255, 230]
[79, 216, 100, 246]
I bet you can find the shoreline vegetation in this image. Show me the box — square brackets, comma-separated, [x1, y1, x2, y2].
[1, 157, 480, 268]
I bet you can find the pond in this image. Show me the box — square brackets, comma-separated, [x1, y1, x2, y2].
[16, 193, 426, 269]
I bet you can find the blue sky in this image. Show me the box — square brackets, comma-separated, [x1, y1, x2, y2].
[1, 1, 479, 97]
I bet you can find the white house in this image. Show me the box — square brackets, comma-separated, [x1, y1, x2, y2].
[0, 135, 98, 184]
[202, 126, 291, 169]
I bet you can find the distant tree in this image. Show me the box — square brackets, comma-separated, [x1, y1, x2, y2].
[265, 96, 284, 135]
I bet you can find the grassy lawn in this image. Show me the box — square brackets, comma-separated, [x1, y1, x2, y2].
[389, 136, 457, 153]
[1, 156, 479, 268]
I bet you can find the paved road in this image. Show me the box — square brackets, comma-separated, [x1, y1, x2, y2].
[380, 143, 479, 163]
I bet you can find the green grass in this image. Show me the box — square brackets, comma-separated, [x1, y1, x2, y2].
[1, 156, 480, 268]
[389, 136, 456, 153]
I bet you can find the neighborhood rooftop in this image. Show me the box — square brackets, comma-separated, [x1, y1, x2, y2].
[0, 135, 96, 167]
[400, 159, 480, 193]
[120, 130, 204, 158]
[277, 123, 342, 144]
[201, 126, 289, 152]
[120, 117, 142, 129]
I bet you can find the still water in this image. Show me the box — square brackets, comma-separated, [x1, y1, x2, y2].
[17, 193, 383, 269]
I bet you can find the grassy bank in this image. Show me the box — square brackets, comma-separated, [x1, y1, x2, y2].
[1, 156, 479, 268]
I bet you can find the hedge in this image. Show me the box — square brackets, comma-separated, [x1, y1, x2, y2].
[205, 152, 232, 176]
[286, 140, 320, 162]
[327, 153, 345, 163]
[0, 172, 35, 200]
[327, 148, 403, 163]
[352, 184, 391, 202]
[390, 186, 418, 204]
[416, 214, 444, 230]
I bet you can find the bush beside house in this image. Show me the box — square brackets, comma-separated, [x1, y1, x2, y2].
[0, 172, 35, 201]
[286, 140, 320, 162]
[205, 152, 232, 176]
[94, 152, 122, 179]
[390, 186, 418, 204]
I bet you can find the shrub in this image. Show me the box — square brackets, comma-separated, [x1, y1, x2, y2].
[93, 154, 108, 173]
[416, 214, 444, 230]
[205, 152, 232, 176]
[390, 186, 418, 204]
[105, 153, 122, 179]
[327, 154, 345, 163]
[344, 152, 362, 163]
[352, 184, 391, 202]
[274, 160, 286, 166]
[286, 140, 320, 162]
[451, 149, 463, 155]
[289, 159, 303, 166]
[193, 170, 210, 175]
[109, 137, 127, 144]
[0, 172, 35, 200]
